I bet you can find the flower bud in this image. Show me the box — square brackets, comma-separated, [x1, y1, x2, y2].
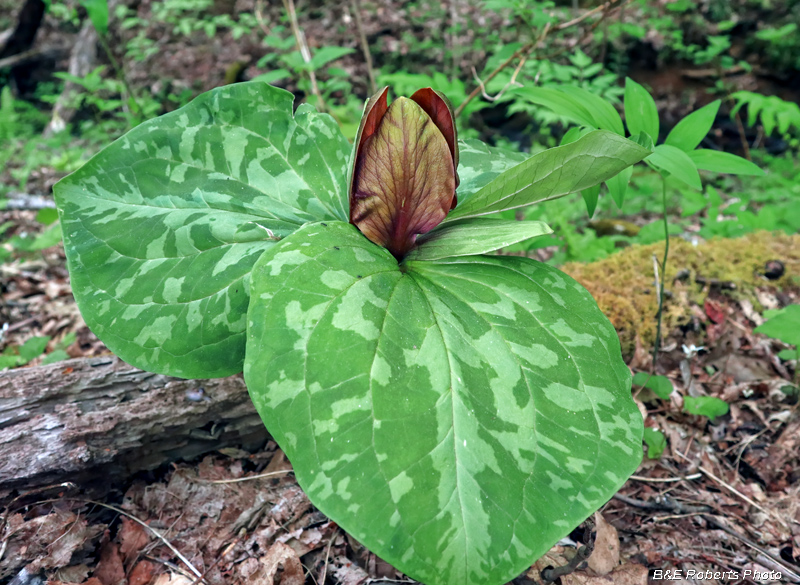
[349, 87, 459, 260]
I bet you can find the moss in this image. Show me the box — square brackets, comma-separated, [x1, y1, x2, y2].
[560, 231, 800, 357]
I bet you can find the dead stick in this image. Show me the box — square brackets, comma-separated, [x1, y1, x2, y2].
[350, 0, 376, 94]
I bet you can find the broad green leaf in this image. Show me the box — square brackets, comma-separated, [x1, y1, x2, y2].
[632, 372, 673, 400]
[456, 139, 527, 204]
[754, 304, 800, 346]
[308, 46, 355, 71]
[512, 87, 597, 129]
[642, 427, 666, 459]
[446, 130, 649, 221]
[687, 149, 765, 176]
[557, 86, 625, 136]
[665, 100, 720, 152]
[647, 144, 702, 190]
[18, 336, 50, 362]
[407, 218, 552, 261]
[581, 184, 600, 217]
[41, 349, 70, 365]
[54, 81, 351, 378]
[80, 0, 109, 35]
[606, 166, 633, 208]
[624, 78, 659, 141]
[246, 221, 643, 585]
[683, 396, 729, 420]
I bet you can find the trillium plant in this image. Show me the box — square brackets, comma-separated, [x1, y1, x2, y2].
[55, 82, 649, 585]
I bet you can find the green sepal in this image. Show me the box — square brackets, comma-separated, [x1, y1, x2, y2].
[406, 218, 552, 261]
[446, 130, 650, 221]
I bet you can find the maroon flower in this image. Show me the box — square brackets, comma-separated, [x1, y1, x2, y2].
[349, 87, 459, 260]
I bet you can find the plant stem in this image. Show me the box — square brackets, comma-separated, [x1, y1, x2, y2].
[652, 177, 669, 371]
[97, 33, 142, 120]
[350, 0, 376, 94]
[282, 0, 327, 113]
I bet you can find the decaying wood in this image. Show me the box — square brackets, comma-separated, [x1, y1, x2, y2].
[0, 357, 267, 499]
[2, 193, 55, 211]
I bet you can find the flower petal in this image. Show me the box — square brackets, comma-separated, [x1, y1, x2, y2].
[351, 97, 456, 260]
[348, 86, 389, 204]
[411, 88, 459, 208]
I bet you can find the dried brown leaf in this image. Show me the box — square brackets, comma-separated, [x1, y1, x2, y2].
[588, 512, 620, 575]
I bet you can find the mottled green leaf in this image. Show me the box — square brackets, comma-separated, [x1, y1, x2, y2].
[54, 81, 350, 378]
[688, 149, 765, 176]
[665, 100, 720, 152]
[647, 144, 702, 190]
[456, 139, 527, 204]
[407, 218, 552, 261]
[624, 78, 659, 141]
[246, 221, 643, 585]
[446, 130, 649, 221]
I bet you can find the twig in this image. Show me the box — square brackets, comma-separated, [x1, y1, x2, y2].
[454, 0, 624, 118]
[192, 469, 293, 484]
[96, 33, 142, 119]
[652, 178, 669, 371]
[674, 451, 789, 530]
[76, 499, 205, 581]
[350, 0, 376, 94]
[282, 0, 327, 113]
[628, 473, 702, 483]
[541, 545, 592, 582]
[319, 526, 339, 585]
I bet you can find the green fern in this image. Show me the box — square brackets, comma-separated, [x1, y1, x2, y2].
[732, 91, 800, 137]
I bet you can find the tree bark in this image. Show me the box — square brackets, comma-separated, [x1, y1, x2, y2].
[0, 357, 267, 500]
[0, 0, 46, 60]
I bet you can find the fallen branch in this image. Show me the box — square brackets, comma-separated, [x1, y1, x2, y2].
[0, 356, 267, 500]
[2, 193, 55, 211]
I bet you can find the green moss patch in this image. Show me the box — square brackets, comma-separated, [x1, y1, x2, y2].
[561, 231, 800, 357]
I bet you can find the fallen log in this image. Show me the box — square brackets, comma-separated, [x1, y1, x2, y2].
[0, 357, 267, 500]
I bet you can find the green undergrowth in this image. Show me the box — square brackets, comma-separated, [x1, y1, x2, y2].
[561, 230, 800, 357]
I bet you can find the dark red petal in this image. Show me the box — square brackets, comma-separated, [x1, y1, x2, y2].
[348, 87, 389, 217]
[410, 88, 459, 194]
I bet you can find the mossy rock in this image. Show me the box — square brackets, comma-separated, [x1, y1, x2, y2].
[560, 231, 800, 358]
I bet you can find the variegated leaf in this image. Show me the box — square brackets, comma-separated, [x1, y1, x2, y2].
[245, 221, 643, 585]
[456, 139, 528, 204]
[54, 82, 350, 378]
